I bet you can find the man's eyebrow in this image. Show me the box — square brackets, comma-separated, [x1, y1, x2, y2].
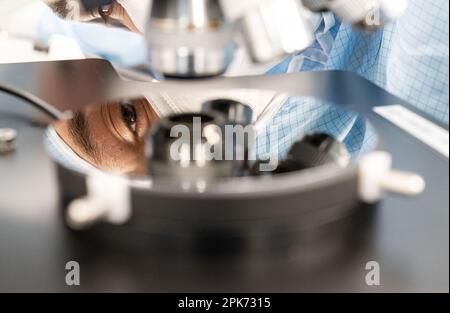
[68, 112, 100, 162]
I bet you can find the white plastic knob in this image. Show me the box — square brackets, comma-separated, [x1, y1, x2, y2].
[66, 173, 131, 229]
[359, 151, 426, 203]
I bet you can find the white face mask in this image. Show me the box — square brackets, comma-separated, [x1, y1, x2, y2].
[116, 0, 152, 33]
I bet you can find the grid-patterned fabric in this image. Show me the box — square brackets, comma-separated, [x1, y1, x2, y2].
[255, 97, 379, 161]
[257, 0, 449, 159]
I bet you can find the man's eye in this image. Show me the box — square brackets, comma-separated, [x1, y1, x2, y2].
[120, 102, 137, 133]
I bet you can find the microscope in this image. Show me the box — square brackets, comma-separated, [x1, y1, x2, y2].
[0, 0, 448, 292]
[103, 0, 407, 78]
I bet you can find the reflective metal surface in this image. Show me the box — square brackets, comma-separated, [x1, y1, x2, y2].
[146, 0, 234, 78]
[0, 59, 119, 115]
[2, 59, 439, 121]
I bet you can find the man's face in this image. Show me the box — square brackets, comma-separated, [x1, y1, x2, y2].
[46, 0, 142, 33]
[53, 98, 158, 175]
[44, 2, 156, 174]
